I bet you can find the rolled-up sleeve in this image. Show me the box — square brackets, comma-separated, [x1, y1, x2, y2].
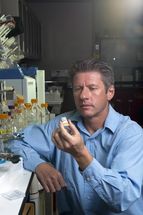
[10, 120, 57, 171]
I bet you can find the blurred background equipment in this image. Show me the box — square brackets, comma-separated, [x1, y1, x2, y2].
[0, 14, 24, 69]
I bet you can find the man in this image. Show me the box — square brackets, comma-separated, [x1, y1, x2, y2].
[11, 58, 143, 215]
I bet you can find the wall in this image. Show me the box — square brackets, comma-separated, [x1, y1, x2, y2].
[28, 0, 143, 80]
[94, 0, 143, 37]
[93, 0, 127, 37]
[93, 0, 143, 81]
[1, 0, 143, 80]
[28, 1, 94, 79]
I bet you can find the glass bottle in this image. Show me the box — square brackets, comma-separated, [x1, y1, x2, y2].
[0, 113, 12, 135]
[0, 113, 12, 155]
[24, 102, 34, 126]
[16, 97, 26, 112]
[14, 109, 25, 132]
[41, 102, 50, 123]
[16, 97, 27, 128]
[31, 98, 42, 124]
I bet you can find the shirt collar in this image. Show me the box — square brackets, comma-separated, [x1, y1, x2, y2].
[69, 110, 82, 122]
[104, 104, 120, 133]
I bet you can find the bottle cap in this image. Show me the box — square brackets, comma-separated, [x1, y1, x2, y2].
[25, 103, 32, 109]
[31, 98, 38, 103]
[41, 103, 48, 108]
[0, 113, 9, 119]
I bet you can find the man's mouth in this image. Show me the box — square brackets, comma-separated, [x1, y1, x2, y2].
[80, 104, 92, 108]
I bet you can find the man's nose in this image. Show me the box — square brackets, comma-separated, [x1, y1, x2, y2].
[80, 87, 89, 100]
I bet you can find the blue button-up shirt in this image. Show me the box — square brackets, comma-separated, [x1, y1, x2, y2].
[11, 105, 143, 215]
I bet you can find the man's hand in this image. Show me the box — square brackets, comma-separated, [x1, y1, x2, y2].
[52, 120, 93, 170]
[52, 120, 85, 157]
[35, 163, 66, 192]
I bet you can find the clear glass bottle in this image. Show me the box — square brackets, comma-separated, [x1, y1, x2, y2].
[1, 100, 10, 114]
[0, 114, 8, 163]
[31, 98, 42, 124]
[41, 102, 50, 123]
[0, 113, 12, 155]
[24, 102, 34, 126]
[16, 97, 27, 128]
[10, 103, 19, 133]
[16, 97, 26, 112]
[14, 109, 25, 132]
[0, 113, 12, 135]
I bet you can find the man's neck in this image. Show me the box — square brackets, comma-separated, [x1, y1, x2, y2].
[83, 106, 109, 134]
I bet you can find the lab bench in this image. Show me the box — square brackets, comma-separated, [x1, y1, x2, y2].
[0, 159, 33, 215]
[0, 160, 57, 215]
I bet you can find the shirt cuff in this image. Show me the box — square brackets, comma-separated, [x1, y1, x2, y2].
[80, 158, 105, 187]
[24, 157, 46, 172]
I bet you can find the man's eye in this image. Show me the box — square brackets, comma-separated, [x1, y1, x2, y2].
[73, 87, 81, 92]
[89, 87, 97, 91]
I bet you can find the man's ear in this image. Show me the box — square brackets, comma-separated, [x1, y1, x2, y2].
[107, 85, 115, 101]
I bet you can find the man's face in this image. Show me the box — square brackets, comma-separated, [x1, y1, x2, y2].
[72, 71, 114, 119]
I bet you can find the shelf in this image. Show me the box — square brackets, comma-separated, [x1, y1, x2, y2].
[115, 81, 143, 88]
[0, 67, 38, 79]
[0, 89, 14, 94]
[0, 68, 24, 79]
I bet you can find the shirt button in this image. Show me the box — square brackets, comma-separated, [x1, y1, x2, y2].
[86, 177, 91, 181]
